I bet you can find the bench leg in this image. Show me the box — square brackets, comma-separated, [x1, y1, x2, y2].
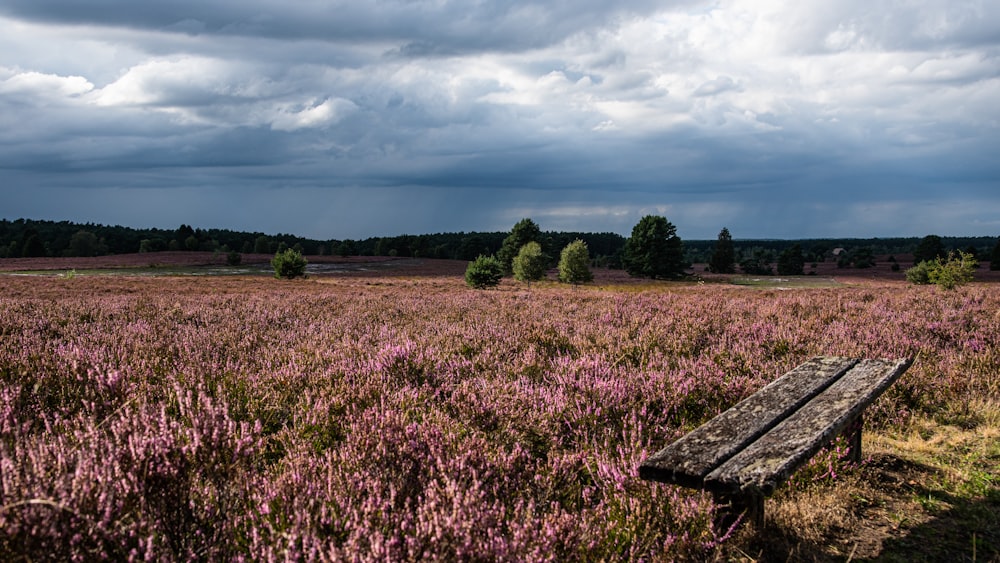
[846, 415, 863, 464]
[713, 491, 764, 531]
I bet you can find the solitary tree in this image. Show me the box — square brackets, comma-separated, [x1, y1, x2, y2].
[991, 238, 1000, 271]
[497, 218, 542, 274]
[558, 239, 593, 285]
[512, 242, 547, 286]
[776, 243, 805, 276]
[465, 255, 504, 289]
[271, 248, 308, 279]
[622, 215, 685, 279]
[708, 227, 736, 274]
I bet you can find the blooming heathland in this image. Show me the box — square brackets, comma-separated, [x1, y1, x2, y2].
[0, 273, 997, 560]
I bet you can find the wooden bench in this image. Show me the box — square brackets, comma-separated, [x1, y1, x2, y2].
[638, 356, 913, 528]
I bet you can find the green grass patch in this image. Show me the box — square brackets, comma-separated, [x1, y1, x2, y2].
[0, 265, 267, 277]
[730, 275, 842, 289]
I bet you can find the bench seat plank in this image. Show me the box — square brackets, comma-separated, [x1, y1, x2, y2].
[639, 356, 859, 488]
[704, 358, 913, 496]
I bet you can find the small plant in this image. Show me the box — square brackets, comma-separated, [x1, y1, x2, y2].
[227, 251, 242, 266]
[929, 251, 977, 290]
[271, 248, 307, 279]
[906, 251, 977, 290]
[465, 255, 504, 289]
[906, 260, 934, 285]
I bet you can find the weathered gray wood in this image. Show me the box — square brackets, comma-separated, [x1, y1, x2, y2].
[639, 356, 859, 487]
[704, 358, 913, 496]
[846, 416, 863, 464]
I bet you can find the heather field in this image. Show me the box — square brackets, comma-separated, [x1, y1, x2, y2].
[1, 267, 998, 561]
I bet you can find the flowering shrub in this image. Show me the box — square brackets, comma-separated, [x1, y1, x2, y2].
[0, 275, 997, 560]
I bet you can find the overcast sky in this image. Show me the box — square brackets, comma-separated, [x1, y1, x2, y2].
[1, 1, 998, 240]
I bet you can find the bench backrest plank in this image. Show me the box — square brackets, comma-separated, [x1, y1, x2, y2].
[639, 356, 859, 488]
[704, 358, 913, 496]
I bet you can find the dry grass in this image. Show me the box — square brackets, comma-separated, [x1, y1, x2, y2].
[724, 400, 1000, 562]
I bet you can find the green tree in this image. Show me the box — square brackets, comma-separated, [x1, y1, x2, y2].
[512, 242, 547, 286]
[465, 255, 504, 289]
[497, 218, 542, 274]
[21, 231, 46, 257]
[776, 243, 805, 275]
[622, 215, 685, 279]
[850, 246, 875, 269]
[740, 249, 773, 275]
[990, 238, 1000, 271]
[271, 248, 308, 279]
[68, 230, 102, 257]
[913, 234, 946, 265]
[558, 239, 594, 285]
[459, 235, 488, 261]
[176, 224, 195, 249]
[907, 251, 976, 289]
[336, 240, 356, 257]
[929, 251, 977, 290]
[708, 227, 736, 274]
[905, 260, 934, 285]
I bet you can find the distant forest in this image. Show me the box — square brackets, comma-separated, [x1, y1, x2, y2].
[1, 218, 997, 269]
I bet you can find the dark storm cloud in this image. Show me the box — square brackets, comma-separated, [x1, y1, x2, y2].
[1, 0, 998, 239]
[0, 0, 677, 53]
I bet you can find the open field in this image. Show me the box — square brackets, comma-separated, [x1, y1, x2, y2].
[1, 257, 998, 561]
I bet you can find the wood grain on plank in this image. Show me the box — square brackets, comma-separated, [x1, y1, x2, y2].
[704, 358, 913, 496]
[639, 356, 859, 487]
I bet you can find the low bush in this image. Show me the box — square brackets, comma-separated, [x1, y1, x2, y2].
[906, 251, 976, 290]
[271, 248, 307, 279]
[465, 255, 504, 289]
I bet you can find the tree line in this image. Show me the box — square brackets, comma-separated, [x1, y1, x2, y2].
[2, 217, 998, 273]
[0, 218, 624, 265]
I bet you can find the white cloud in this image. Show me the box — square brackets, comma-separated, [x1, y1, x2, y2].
[0, 69, 93, 99]
[94, 57, 273, 108]
[270, 97, 357, 131]
[693, 76, 740, 97]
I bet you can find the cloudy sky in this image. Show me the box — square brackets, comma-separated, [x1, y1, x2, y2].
[1, 1, 998, 240]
